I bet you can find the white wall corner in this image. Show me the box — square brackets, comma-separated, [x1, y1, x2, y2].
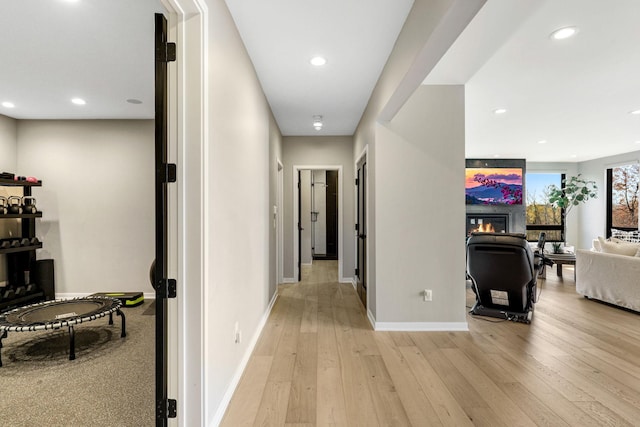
[373, 322, 469, 332]
[210, 290, 279, 426]
[367, 308, 376, 329]
[339, 276, 354, 285]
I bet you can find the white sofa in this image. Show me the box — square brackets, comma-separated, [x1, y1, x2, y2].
[576, 249, 640, 312]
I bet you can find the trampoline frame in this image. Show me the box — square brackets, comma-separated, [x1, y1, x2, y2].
[0, 296, 126, 366]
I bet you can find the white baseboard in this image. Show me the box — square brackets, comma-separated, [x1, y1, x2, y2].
[211, 290, 279, 426]
[281, 277, 296, 284]
[339, 276, 354, 284]
[367, 309, 376, 329]
[374, 321, 469, 332]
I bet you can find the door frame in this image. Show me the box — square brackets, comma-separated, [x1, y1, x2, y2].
[277, 159, 284, 285]
[293, 165, 343, 282]
[160, 0, 207, 425]
[355, 146, 369, 307]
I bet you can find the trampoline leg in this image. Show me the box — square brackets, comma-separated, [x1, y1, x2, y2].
[109, 312, 114, 325]
[117, 309, 127, 338]
[69, 326, 76, 361]
[0, 330, 6, 367]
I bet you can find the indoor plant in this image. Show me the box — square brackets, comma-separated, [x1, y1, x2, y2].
[547, 174, 598, 215]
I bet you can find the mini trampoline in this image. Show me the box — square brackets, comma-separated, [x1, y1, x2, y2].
[0, 296, 126, 366]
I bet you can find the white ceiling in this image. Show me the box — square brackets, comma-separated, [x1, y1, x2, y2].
[3, 0, 640, 163]
[224, 0, 414, 136]
[426, 0, 640, 163]
[0, 0, 162, 120]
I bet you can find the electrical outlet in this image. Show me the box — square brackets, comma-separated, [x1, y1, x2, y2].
[423, 289, 432, 302]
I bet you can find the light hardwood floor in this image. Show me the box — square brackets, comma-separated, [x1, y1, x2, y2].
[221, 260, 640, 426]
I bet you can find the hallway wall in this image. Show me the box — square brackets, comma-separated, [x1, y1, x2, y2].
[203, 0, 282, 424]
[375, 85, 466, 325]
[353, 0, 462, 322]
[282, 135, 355, 283]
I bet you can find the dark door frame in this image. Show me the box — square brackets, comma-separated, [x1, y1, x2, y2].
[356, 159, 367, 307]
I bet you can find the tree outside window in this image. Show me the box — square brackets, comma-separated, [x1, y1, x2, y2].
[525, 173, 564, 242]
[609, 164, 639, 230]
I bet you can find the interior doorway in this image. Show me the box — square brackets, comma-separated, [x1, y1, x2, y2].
[293, 165, 343, 282]
[311, 170, 339, 261]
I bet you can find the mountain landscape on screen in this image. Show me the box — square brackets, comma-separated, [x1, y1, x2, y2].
[465, 168, 523, 205]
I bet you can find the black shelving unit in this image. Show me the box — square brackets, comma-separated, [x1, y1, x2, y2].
[0, 179, 51, 312]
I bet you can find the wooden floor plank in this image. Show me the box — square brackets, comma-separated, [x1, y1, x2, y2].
[222, 261, 640, 427]
[220, 355, 273, 427]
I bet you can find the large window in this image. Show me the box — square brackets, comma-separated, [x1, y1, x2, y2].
[525, 173, 565, 242]
[606, 163, 639, 236]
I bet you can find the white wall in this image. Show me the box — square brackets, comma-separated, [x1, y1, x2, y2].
[375, 85, 466, 325]
[353, 0, 461, 322]
[577, 150, 640, 249]
[203, 0, 280, 424]
[0, 115, 17, 172]
[282, 136, 355, 282]
[16, 120, 155, 295]
[0, 114, 19, 283]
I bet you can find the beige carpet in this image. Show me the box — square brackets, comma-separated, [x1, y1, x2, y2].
[0, 302, 154, 427]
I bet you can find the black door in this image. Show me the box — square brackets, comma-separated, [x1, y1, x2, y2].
[356, 161, 367, 307]
[325, 170, 339, 259]
[154, 13, 176, 425]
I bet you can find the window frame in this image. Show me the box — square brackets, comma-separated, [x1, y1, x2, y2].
[525, 173, 565, 242]
[606, 165, 639, 237]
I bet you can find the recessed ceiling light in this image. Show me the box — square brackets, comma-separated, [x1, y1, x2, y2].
[550, 26, 578, 40]
[126, 99, 143, 105]
[493, 108, 507, 115]
[310, 56, 327, 66]
[570, 154, 578, 158]
[1, 102, 15, 108]
[635, 141, 640, 144]
[71, 98, 86, 105]
[313, 115, 323, 130]
[630, 110, 640, 115]
[493, 154, 500, 158]
[538, 140, 547, 144]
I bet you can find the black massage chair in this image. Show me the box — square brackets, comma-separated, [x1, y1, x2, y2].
[466, 232, 552, 323]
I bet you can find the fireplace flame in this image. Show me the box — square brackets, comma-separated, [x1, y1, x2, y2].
[474, 223, 495, 233]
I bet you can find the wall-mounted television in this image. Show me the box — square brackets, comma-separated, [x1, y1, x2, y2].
[465, 167, 523, 205]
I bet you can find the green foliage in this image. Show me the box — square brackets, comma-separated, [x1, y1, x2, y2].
[547, 174, 598, 214]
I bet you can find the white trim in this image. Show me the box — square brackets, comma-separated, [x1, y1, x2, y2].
[340, 277, 354, 284]
[366, 309, 376, 329]
[293, 165, 344, 282]
[374, 322, 469, 332]
[211, 291, 279, 426]
[282, 277, 296, 284]
[277, 158, 284, 285]
[302, 262, 313, 266]
[162, 0, 208, 425]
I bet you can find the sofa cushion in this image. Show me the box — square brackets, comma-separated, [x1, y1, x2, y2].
[598, 236, 640, 256]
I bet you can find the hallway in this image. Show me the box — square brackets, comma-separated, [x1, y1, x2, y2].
[221, 261, 640, 426]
